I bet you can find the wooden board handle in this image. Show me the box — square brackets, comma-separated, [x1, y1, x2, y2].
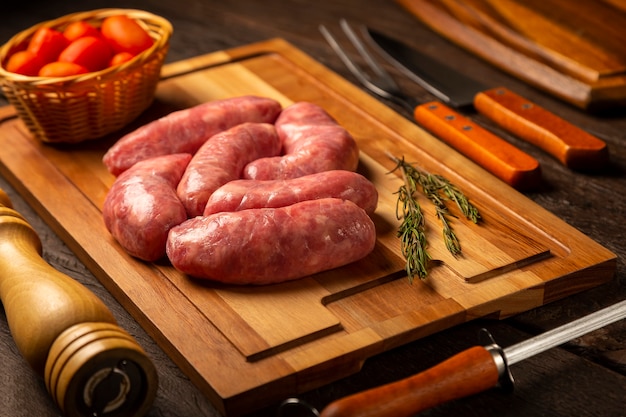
[319, 346, 500, 417]
[474, 88, 609, 170]
[414, 101, 542, 190]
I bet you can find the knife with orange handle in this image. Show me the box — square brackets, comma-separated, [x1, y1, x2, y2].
[473, 88, 609, 170]
[309, 299, 626, 417]
[367, 28, 609, 172]
[413, 100, 542, 190]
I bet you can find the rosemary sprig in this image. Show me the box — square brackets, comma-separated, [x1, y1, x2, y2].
[388, 154, 481, 281]
[435, 174, 481, 224]
[395, 169, 430, 281]
[416, 172, 462, 256]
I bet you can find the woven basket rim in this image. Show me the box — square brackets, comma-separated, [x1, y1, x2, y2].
[0, 8, 173, 86]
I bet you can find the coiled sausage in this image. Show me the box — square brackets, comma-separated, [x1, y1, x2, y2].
[203, 170, 378, 215]
[103, 95, 282, 176]
[177, 122, 282, 217]
[103, 153, 191, 261]
[243, 102, 359, 180]
[167, 198, 376, 285]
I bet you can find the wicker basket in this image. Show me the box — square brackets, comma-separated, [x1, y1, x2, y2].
[0, 9, 173, 143]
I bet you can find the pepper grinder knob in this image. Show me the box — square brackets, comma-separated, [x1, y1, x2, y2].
[0, 189, 158, 417]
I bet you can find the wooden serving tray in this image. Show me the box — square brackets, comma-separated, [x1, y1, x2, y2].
[0, 39, 617, 416]
[397, 0, 626, 110]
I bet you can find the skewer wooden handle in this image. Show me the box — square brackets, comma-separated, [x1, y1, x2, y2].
[0, 189, 157, 417]
[319, 346, 500, 417]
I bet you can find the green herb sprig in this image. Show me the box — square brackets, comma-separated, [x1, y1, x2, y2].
[388, 154, 481, 282]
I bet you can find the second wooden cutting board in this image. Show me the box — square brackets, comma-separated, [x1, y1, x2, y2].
[397, 0, 626, 110]
[0, 39, 616, 416]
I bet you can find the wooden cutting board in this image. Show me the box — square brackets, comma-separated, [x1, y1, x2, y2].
[397, 0, 626, 110]
[0, 39, 617, 416]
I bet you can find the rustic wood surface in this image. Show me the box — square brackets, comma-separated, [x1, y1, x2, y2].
[0, 38, 616, 415]
[1, 1, 625, 416]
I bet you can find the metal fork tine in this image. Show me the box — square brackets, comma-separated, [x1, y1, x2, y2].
[319, 24, 377, 93]
[339, 19, 394, 88]
[319, 22, 415, 113]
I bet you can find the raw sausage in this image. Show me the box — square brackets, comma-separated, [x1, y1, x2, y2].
[103, 95, 282, 176]
[243, 102, 359, 180]
[103, 153, 191, 261]
[167, 198, 376, 285]
[203, 170, 378, 215]
[177, 122, 281, 217]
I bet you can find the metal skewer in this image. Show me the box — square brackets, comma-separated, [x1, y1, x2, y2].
[278, 299, 626, 417]
[505, 299, 626, 365]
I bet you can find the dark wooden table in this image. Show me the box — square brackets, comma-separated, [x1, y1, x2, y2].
[1, 1, 625, 416]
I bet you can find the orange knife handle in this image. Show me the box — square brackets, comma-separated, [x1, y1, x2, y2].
[319, 346, 500, 417]
[474, 87, 609, 170]
[414, 101, 542, 190]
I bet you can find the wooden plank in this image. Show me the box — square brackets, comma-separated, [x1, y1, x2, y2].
[0, 39, 617, 416]
[397, 0, 626, 110]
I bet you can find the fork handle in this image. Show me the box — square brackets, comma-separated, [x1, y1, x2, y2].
[414, 101, 542, 190]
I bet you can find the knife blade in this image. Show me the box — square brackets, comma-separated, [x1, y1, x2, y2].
[367, 28, 609, 171]
[317, 299, 626, 417]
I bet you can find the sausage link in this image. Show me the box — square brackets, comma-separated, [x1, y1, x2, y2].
[103, 153, 191, 261]
[243, 102, 359, 180]
[167, 198, 376, 285]
[103, 95, 282, 176]
[204, 170, 378, 215]
[177, 122, 281, 217]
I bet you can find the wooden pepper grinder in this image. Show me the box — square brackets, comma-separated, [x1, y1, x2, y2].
[0, 189, 158, 417]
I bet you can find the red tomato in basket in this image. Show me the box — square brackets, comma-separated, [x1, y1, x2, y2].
[101, 15, 154, 56]
[27, 27, 68, 63]
[63, 21, 101, 42]
[109, 51, 135, 67]
[38, 61, 89, 77]
[59, 36, 112, 72]
[5, 50, 45, 76]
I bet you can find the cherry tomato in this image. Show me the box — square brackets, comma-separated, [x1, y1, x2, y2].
[109, 51, 135, 67]
[63, 21, 101, 42]
[5, 50, 45, 76]
[59, 36, 112, 72]
[27, 27, 68, 64]
[100, 15, 154, 56]
[38, 61, 88, 77]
